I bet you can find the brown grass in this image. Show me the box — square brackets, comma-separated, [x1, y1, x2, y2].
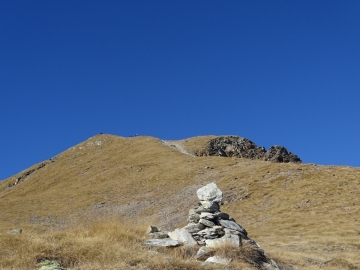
[1, 134, 360, 269]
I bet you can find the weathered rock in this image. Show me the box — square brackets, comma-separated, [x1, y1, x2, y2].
[194, 226, 224, 239]
[264, 145, 301, 163]
[168, 228, 197, 246]
[204, 256, 231, 265]
[197, 183, 223, 203]
[145, 239, 182, 247]
[199, 219, 215, 227]
[219, 220, 247, 236]
[200, 212, 216, 220]
[183, 222, 206, 233]
[7, 228, 22, 234]
[205, 234, 240, 248]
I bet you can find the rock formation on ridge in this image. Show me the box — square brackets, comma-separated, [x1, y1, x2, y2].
[196, 136, 301, 163]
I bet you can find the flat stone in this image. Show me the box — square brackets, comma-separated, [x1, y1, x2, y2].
[145, 239, 182, 247]
[183, 223, 206, 233]
[197, 183, 223, 203]
[168, 228, 197, 246]
[219, 220, 248, 236]
[200, 212, 215, 220]
[199, 219, 215, 227]
[188, 212, 200, 223]
[200, 201, 220, 212]
[205, 234, 240, 248]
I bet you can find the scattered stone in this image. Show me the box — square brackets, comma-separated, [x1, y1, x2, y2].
[38, 260, 65, 270]
[147, 226, 159, 234]
[145, 239, 182, 247]
[7, 228, 22, 234]
[168, 228, 197, 246]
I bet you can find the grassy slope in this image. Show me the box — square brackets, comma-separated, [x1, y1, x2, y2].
[1, 134, 360, 269]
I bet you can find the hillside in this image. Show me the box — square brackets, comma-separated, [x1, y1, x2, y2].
[1, 134, 360, 269]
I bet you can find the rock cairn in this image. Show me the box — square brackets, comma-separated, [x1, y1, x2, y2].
[146, 183, 279, 267]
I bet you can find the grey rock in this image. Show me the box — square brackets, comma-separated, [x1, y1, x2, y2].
[205, 234, 240, 248]
[145, 239, 182, 247]
[183, 222, 206, 233]
[200, 201, 220, 212]
[219, 220, 248, 236]
[196, 183, 223, 203]
[199, 219, 215, 227]
[168, 228, 197, 246]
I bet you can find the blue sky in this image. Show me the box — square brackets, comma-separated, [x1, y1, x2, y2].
[1, 1, 360, 179]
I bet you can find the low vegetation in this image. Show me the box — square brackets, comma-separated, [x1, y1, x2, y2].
[1, 134, 360, 269]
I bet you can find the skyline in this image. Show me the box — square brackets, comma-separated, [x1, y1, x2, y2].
[1, 0, 360, 179]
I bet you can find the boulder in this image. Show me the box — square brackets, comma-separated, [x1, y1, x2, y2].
[196, 183, 223, 203]
[168, 228, 197, 246]
[145, 239, 182, 247]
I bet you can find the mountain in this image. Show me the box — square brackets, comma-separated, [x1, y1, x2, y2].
[1, 134, 360, 269]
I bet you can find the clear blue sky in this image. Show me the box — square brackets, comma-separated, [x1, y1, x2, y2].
[1, 1, 360, 179]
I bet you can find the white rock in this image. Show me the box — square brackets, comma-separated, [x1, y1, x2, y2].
[205, 234, 240, 248]
[197, 183, 223, 203]
[168, 228, 197, 246]
[204, 256, 231, 265]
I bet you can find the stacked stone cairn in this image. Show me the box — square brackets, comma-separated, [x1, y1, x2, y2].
[146, 183, 279, 267]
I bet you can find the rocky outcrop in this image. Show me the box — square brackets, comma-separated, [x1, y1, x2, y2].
[264, 145, 301, 163]
[197, 136, 301, 163]
[146, 183, 280, 269]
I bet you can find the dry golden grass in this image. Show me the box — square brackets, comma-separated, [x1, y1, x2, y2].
[1, 134, 360, 269]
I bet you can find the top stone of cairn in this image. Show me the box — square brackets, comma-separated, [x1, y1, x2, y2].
[196, 183, 223, 203]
